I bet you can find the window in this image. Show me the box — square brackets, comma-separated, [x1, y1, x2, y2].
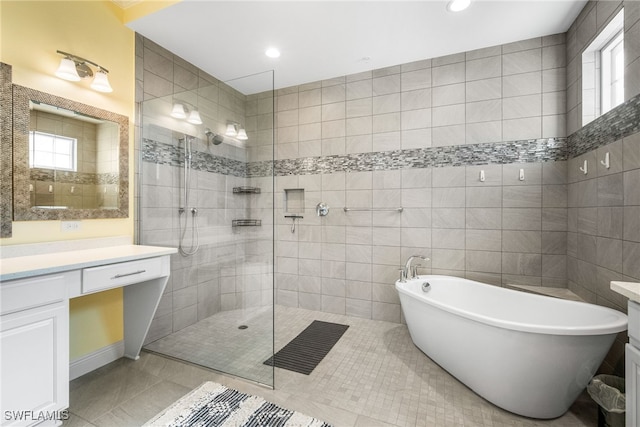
[582, 8, 624, 125]
[601, 31, 624, 114]
[29, 131, 77, 171]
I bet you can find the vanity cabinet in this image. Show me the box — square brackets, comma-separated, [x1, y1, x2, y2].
[627, 344, 640, 427]
[627, 300, 640, 427]
[0, 273, 72, 427]
[0, 245, 176, 427]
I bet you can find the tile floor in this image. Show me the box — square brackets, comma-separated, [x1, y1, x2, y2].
[143, 306, 275, 385]
[67, 306, 598, 426]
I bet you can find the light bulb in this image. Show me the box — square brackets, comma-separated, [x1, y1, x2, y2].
[187, 110, 202, 125]
[55, 58, 81, 81]
[171, 103, 187, 119]
[90, 70, 113, 93]
[226, 123, 237, 136]
[236, 128, 248, 140]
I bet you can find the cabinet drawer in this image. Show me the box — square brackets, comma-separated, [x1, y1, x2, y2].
[82, 257, 163, 294]
[1, 272, 70, 315]
[630, 301, 640, 344]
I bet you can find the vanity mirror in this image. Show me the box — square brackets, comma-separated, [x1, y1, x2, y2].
[12, 85, 128, 220]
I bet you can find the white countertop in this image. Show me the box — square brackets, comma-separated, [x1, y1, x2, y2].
[611, 281, 640, 304]
[0, 245, 177, 282]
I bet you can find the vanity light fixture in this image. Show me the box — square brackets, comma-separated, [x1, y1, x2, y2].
[55, 50, 113, 93]
[171, 103, 187, 119]
[90, 70, 113, 93]
[225, 122, 248, 141]
[236, 128, 248, 140]
[187, 110, 203, 125]
[226, 122, 238, 137]
[446, 0, 471, 12]
[170, 101, 203, 125]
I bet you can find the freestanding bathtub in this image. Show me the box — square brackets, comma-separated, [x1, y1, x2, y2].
[396, 275, 627, 419]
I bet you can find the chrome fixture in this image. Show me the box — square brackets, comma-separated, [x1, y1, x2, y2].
[178, 134, 200, 256]
[225, 121, 248, 141]
[316, 202, 330, 217]
[343, 207, 403, 212]
[205, 128, 224, 145]
[401, 255, 429, 282]
[55, 50, 113, 92]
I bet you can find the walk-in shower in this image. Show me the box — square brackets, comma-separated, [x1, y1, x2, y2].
[138, 71, 275, 386]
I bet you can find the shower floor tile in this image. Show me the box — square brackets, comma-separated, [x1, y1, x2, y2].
[70, 306, 597, 426]
[143, 306, 275, 385]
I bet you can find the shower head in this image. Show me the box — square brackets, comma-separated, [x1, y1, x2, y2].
[205, 128, 224, 146]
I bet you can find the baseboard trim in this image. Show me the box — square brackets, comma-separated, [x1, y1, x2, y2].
[69, 341, 125, 380]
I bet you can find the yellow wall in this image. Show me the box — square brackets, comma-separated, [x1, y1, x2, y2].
[122, 0, 180, 23]
[0, 0, 135, 359]
[1, 0, 135, 245]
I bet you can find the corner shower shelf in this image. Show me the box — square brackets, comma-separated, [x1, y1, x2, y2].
[232, 219, 262, 227]
[233, 186, 261, 194]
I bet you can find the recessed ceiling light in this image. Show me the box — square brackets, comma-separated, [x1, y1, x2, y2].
[447, 0, 471, 12]
[265, 47, 280, 58]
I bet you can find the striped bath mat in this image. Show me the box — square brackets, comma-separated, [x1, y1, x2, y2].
[144, 381, 331, 427]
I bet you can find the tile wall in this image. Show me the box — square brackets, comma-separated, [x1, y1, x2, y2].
[564, 0, 640, 373]
[264, 34, 569, 323]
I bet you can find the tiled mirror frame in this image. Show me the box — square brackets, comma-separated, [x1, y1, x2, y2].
[1, 63, 12, 237]
[11, 84, 129, 221]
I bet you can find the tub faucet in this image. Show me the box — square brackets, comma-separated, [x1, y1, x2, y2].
[402, 255, 429, 282]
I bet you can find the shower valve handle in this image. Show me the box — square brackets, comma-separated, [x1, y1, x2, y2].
[178, 207, 198, 215]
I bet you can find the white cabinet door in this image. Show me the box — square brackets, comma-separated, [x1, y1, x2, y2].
[0, 301, 69, 427]
[626, 343, 640, 427]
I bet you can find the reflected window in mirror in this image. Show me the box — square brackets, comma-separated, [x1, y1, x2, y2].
[29, 131, 78, 171]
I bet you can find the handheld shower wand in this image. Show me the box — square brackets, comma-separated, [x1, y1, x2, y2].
[178, 134, 199, 256]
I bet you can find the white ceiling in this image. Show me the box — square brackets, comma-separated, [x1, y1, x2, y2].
[127, 0, 587, 95]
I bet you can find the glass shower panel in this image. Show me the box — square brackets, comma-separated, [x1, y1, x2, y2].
[139, 71, 274, 387]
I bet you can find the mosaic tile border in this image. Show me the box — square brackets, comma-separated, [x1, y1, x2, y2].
[568, 92, 640, 158]
[30, 168, 100, 185]
[142, 139, 247, 177]
[263, 138, 568, 177]
[143, 137, 568, 178]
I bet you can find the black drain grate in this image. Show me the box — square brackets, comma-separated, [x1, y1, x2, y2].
[264, 320, 349, 375]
